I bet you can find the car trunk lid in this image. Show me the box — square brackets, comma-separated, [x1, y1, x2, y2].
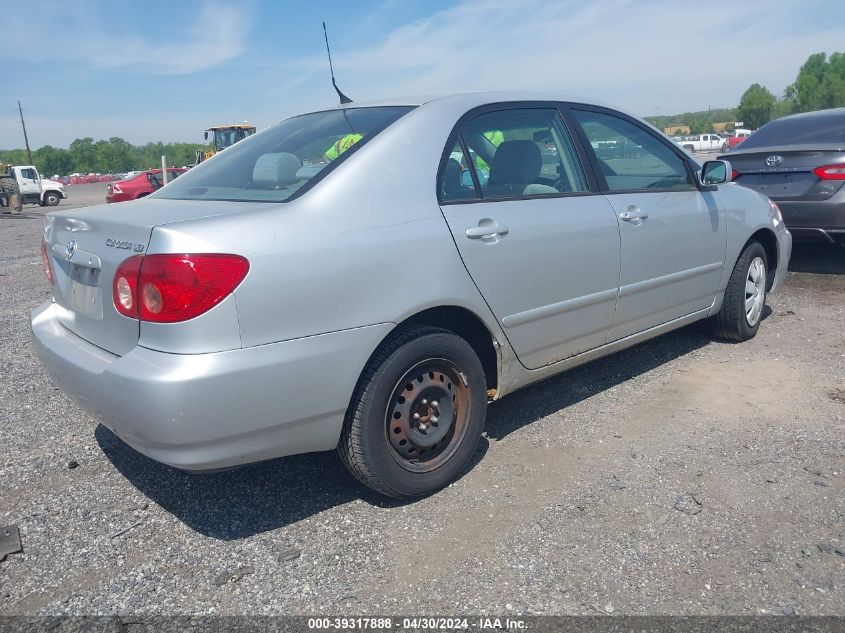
[44, 198, 265, 355]
[726, 147, 845, 200]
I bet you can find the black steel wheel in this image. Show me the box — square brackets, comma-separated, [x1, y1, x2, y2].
[338, 326, 487, 498]
[386, 358, 470, 473]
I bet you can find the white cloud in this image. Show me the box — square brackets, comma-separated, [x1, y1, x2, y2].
[3, 1, 248, 75]
[2, 0, 843, 147]
[302, 0, 845, 116]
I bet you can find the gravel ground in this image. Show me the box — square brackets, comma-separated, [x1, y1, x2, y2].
[1, 190, 843, 617]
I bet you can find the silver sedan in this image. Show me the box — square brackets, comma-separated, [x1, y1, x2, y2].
[32, 92, 792, 497]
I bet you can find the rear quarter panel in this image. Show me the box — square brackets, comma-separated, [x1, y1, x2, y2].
[148, 105, 507, 353]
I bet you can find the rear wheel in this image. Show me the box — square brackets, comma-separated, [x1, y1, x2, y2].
[338, 326, 487, 498]
[710, 241, 768, 342]
[0, 177, 20, 212]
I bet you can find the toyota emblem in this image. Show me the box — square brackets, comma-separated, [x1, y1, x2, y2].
[65, 239, 77, 261]
[766, 155, 784, 167]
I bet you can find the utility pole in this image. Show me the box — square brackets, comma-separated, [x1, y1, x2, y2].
[18, 101, 33, 164]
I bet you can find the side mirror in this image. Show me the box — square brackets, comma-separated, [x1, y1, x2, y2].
[701, 160, 731, 185]
[204, 131, 209, 141]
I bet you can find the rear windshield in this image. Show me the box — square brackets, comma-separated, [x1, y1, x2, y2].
[153, 106, 415, 203]
[739, 111, 845, 149]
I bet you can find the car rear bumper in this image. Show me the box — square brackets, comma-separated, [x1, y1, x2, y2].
[31, 301, 393, 471]
[771, 188, 845, 243]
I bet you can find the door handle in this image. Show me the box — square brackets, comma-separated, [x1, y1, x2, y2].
[619, 207, 649, 222]
[465, 223, 509, 239]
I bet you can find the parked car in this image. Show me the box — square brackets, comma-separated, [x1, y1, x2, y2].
[722, 129, 753, 151]
[676, 134, 724, 153]
[106, 168, 187, 203]
[32, 93, 791, 498]
[720, 107, 845, 244]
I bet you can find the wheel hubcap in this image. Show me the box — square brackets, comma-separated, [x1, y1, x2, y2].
[386, 359, 470, 473]
[745, 256, 766, 326]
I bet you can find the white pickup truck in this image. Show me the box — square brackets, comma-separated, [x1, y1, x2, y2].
[674, 134, 724, 153]
[3, 165, 67, 206]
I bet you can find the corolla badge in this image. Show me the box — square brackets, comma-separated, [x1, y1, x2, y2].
[105, 238, 145, 252]
[766, 155, 784, 167]
[65, 239, 77, 261]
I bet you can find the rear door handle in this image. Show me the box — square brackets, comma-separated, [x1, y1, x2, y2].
[465, 223, 509, 239]
[619, 207, 649, 222]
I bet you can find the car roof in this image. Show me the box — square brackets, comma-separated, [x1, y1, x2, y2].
[331, 90, 619, 111]
[314, 91, 660, 136]
[774, 106, 845, 121]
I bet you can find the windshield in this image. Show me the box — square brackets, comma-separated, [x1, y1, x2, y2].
[739, 111, 845, 149]
[155, 106, 414, 203]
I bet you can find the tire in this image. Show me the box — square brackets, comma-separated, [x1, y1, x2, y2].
[338, 326, 487, 498]
[710, 241, 768, 342]
[721, 143, 728, 152]
[683, 144, 695, 153]
[0, 177, 21, 213]
[44, 191, 61, 206]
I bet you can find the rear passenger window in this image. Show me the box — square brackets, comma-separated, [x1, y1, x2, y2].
[572, 110, 694, 191]
[442, 108, 587, 201]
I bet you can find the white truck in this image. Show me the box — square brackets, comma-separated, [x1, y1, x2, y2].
[1, 164, 67, 207]
[675, 134, 724, 153]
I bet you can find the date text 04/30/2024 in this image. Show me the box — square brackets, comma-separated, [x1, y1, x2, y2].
[306, 617, 526, 630]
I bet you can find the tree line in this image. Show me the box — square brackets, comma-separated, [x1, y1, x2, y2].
[0, 138, 205, 177]
[645, 51, 845, 133]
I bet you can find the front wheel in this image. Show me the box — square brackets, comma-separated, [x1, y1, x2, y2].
[44, 191, 61, 206]
[338, 326, 487, 498]
[710, 241, 768, 342]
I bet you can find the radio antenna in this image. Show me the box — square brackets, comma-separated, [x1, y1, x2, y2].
[323, 21, 352, 105]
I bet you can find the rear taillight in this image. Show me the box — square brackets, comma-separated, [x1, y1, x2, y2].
[731, 169, 739, 181]
[113, 255, 143, 317]
[41, 238, 54, 285]
[812, 164, 845, 180]
[112, 254, 249, 323]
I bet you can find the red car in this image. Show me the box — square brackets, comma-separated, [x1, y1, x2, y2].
[106, 168, 187, 203]
[723, 129, 753, 151]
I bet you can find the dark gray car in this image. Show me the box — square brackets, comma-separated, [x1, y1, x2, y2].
[720, 107, 845, 244]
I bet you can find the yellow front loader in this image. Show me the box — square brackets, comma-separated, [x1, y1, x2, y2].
[195, 123, 256, 165]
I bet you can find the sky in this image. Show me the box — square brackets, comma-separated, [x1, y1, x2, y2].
[2, 0, 843, 149]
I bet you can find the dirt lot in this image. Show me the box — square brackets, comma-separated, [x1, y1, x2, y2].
[0, 187, 843, 616]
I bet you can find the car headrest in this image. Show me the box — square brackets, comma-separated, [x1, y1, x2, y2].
[441, 158, 463, 197]
[488, 140, 541, 190]
[253, 152, 302, 188]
